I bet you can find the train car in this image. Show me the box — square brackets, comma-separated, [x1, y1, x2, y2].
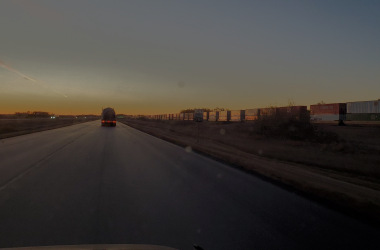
[245, 109, 260, 121]
[230, 110, 245, 122]
[203, 111, 209, 121]
[310, 103, 346, 121]
[347, 100, 380, 121]
[218, 111, 231, 122]
[194, 109, 203, 122]
[185, 112, 194, 121]
[208, 111, 219, 121]
[259, 107, 276, 119]
[276, 106, 308, 121]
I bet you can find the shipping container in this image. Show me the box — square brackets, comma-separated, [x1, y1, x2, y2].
[218, 111, 231, 121]
[245, 109, 260, 121]
[203, 111, 209, 121]
[310, 103, 346, 121]
[347, 100, 380, 114]
[184, 112, 194, 121]
[310, 103, 346, 116]
[346, 113, 380, 121]
[310, 114, 345, 121]
[208, 111, 219, 121]
[259, 107, 277, 118]
[230, 110, 245, 122]
[194, 109, 203, 122]
[276, 106, 308, 121]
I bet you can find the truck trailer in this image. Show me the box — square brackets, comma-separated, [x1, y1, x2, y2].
[101, 107, 116, 127]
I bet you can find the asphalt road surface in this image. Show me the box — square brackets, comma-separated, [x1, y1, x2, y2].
[0, 121, 378, 249]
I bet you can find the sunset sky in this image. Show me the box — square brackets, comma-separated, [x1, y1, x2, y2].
[1, 0, 379, 115]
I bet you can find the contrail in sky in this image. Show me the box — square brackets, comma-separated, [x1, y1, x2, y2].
[0, 59, 67, 98]
[0, 59, 37, 82]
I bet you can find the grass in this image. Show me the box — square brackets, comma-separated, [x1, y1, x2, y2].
[118, 118, 380, 223]
[0, 118, 99, 139]
[123, 119, 380, 178]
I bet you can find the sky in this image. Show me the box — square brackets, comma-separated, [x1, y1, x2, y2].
[0, 0, 379, 115]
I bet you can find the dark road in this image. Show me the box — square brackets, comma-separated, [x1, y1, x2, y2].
[0, 121, 378, 249]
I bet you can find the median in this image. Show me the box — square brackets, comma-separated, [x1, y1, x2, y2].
[0, 117, 99, 139]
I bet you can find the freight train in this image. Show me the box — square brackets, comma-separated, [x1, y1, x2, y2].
[145, 99, 380, 122]
[310, 100, 380, 122]
[149, 106, 309, 122]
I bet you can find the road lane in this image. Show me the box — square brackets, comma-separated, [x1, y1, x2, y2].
[0, 122, 92, 189]
[0, 121, 378, 249]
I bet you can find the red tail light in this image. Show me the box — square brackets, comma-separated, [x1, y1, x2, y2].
[102, 120, 115, 124]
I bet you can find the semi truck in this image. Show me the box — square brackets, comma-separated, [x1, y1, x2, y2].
[101, 107, 116, 127]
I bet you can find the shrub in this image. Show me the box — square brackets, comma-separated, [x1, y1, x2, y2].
[252, 118, 339, 143]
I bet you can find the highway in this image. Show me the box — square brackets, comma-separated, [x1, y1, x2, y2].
[0, 121, 378, 249]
